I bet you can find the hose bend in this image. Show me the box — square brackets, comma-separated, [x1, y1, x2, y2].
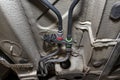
[40, 0, 63, 32]
[67, 0, 80, 40]
[40, 49, 60, 62]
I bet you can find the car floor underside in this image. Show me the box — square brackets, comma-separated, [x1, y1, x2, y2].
[0, 0, 120, 80]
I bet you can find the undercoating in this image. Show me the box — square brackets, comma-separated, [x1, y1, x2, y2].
[0, 0, 120, 80]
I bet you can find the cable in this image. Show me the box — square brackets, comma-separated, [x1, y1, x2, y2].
[40, 0, 63, 32]
[38, 61, 48, 77]
[67, 0, 80, 40]
[38, 48, 60, 76]
[39, 49, 60, 62]
[45, 52, 70, 63]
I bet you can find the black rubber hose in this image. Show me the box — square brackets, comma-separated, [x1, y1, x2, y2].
[67, 0, 80, 40]
[40, 0, 63, 32]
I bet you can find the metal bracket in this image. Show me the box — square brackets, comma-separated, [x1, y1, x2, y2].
[0, 57, 38, 80]
[0, 57, 33, 69]
[75, 21, 120, 47]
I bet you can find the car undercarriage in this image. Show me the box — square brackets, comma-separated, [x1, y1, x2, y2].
[0, 0, 120, 80]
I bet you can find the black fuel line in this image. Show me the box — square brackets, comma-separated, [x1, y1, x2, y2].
[66, 0, 80, 42]
[66, 0, 80, 55]
[40, 0, 63, 33]
[39, 0, 64, 63]
[38, 1, 65, 76]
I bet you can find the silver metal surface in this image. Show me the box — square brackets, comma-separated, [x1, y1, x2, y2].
[55, 47, 88, 74]
[18, 70, 38, 80]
